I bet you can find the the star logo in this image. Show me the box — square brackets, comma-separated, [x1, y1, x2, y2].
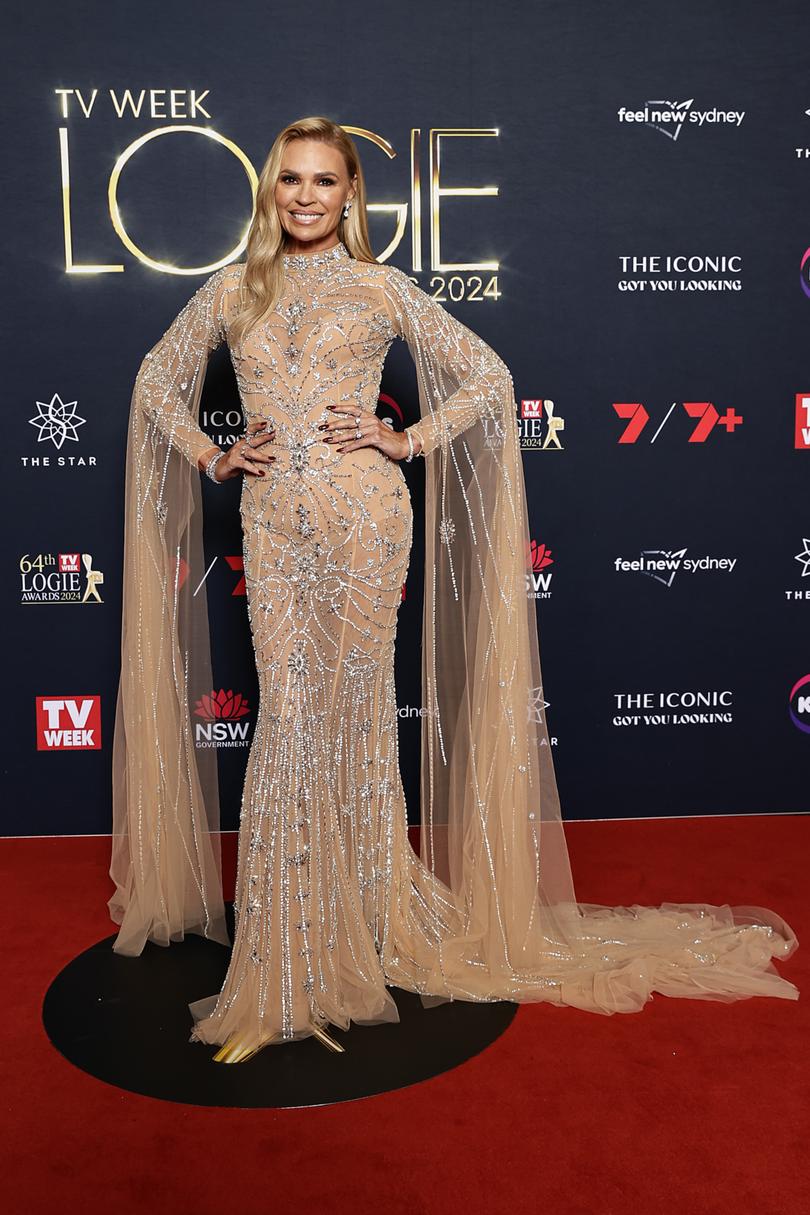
[795, 538, 810, 577]
[28, 393, 86, 449]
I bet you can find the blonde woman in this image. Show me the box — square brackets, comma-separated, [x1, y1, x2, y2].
[109, 116, 798, 1064]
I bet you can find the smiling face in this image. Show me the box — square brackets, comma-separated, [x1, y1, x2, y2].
[274, 139, 357, 255]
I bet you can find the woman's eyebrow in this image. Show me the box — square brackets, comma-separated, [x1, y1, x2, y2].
[280, 169, 337, 175]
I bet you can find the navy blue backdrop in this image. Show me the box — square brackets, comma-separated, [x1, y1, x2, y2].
[2, 0, 809, 837]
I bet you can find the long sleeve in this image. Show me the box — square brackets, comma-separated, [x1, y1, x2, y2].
[137, 265, 233, 468]
[381, 263, 515, 457]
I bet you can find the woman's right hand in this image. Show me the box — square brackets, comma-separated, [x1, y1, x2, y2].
[215, 419, 276, 481]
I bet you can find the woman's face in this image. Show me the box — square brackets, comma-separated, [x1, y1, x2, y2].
[274, 139, 356, 253]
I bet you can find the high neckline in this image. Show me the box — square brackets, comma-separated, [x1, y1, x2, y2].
[282, 241, 350, 270]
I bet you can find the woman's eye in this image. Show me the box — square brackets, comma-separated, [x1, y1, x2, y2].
[281, 175, 336, 185]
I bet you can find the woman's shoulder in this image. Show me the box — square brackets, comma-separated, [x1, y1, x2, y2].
[212, 261, 245, 288]
[379, 260, 423, 300]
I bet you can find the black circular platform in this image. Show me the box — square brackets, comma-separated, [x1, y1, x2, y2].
[43, 905, 518, 1108]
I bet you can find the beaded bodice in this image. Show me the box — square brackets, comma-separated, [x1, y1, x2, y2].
[221, 242, 397, 458]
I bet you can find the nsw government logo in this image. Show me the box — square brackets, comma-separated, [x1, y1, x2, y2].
[526, 539, 555, 599]
[194, 688, 253, 748]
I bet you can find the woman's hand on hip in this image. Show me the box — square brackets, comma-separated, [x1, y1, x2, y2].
[216, 419, 276, 481]
[318, 404, 419, 461]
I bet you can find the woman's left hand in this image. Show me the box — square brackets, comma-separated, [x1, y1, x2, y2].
[317, 404, 416, 461]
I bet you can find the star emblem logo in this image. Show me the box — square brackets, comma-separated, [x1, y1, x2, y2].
[28, 393, 86, 449]
[795, 538, 810, 578]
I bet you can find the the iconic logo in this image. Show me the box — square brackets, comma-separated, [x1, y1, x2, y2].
[36, 695, 101, 750]
[614, 547, 737, 588]
[193, 688, 252, 748]
[526, 539, 555, 599]
[617, 100, 745, 140]
[613, 689, 734, 728]
[613, 401, 743, 444]
[618, 254, 742, 293]
[518, 399, 565, 450]
[788, 674, 810, 735]
[200, 407, 251, 450]
[20, 551, 105, 604]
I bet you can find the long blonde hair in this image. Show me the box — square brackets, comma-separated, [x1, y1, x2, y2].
[229, 116, 378, 347]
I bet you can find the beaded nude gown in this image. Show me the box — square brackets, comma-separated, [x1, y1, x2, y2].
[108, 239, 799, 1053]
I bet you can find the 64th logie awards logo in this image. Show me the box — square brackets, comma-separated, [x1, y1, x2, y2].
[20, 552, 104, 604]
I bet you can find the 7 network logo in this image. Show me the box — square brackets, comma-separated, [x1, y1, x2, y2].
[613, 400, 742, 443]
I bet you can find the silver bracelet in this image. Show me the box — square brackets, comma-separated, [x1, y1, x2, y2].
[404, 430, 415, 462]
[204, 449, 227, 483]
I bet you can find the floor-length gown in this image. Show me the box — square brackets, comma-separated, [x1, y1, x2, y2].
[110, 239, 799, 1053]
[188, 241, 445, 1044]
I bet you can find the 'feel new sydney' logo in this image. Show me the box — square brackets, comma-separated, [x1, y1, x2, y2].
[617, 100, 745, 141]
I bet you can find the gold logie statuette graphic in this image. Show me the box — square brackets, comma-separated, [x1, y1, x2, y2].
[56, 117, 502, 280]
[81, 552, 104, 603]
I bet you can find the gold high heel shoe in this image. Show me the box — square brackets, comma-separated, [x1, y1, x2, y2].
[211, 1018, 345, 1063]
[212, 1031, 282, 1064]
[309, 1020, 345, 1052]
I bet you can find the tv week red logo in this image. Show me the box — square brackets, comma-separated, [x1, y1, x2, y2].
[36, 695, 101, 750]
[795, 395, 810, 449]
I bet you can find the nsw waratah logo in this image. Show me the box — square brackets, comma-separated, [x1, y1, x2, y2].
[193, 688, 252, 749]
[526, 539, 554, 599]
[788, 675, 810, 734]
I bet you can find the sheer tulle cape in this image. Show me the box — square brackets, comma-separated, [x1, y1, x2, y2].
[108, 278, 229, 958]
[109, 261, 799, 1016]
[383, 265, 799, 1012]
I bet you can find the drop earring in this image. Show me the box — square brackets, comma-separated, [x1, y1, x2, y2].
[342, 200, 352, 218]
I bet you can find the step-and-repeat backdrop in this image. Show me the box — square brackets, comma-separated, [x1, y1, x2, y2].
[3, 1, 808, 836]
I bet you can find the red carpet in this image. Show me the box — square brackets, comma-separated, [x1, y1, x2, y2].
[3, 815, 808, 1215]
